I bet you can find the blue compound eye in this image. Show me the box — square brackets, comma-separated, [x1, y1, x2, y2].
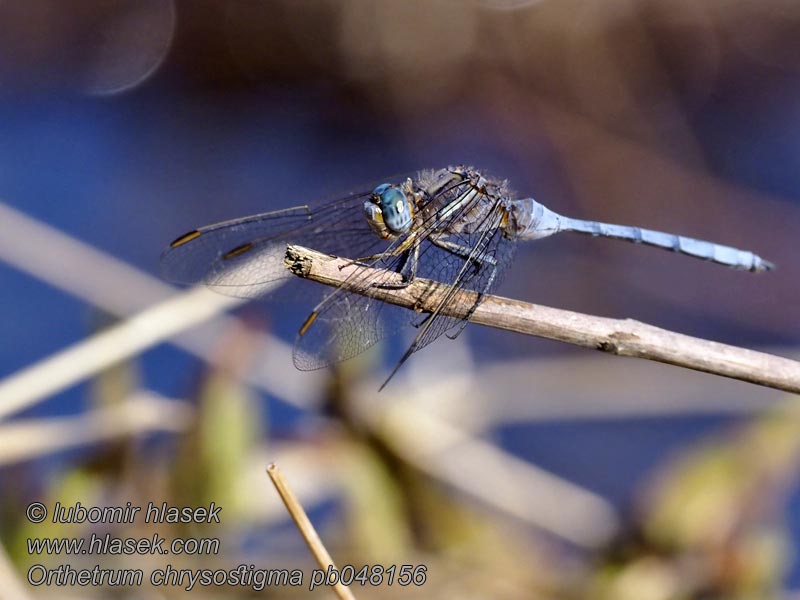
[373, 185, 413, 234]
[372, 183, 392, 196]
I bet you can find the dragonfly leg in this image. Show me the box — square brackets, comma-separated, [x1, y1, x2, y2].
[337, 253, 383, 270]
[338, 245, 411, 270]
[429, 236, 497, 340]
[379, 260, 494, 389]
[379, 228, 503, 389]
[430, 236, 498, 271]
[372, 242, 420, 290]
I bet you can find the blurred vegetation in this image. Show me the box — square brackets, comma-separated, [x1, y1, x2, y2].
[3, 342, 799, 598]
[582, 397, 800, 600]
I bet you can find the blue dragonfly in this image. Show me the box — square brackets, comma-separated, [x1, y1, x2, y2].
[162, 166, 773, 388]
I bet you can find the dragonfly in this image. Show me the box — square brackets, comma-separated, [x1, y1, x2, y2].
[161, 165, 774, 389]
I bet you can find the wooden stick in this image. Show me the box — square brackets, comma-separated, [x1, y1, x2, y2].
[285, 244, 800, 395]
[266, 463, 357, 600]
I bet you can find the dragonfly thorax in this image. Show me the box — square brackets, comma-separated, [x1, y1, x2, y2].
[363, 183, 415, 239]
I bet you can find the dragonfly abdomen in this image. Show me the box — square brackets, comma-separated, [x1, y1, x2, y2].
[512, 198, 774, 272]
[568, 217, 773, 272]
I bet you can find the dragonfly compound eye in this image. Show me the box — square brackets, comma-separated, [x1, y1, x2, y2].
[372, 184, 413, 235]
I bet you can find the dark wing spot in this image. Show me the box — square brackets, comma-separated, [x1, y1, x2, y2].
[170, 229, 201, 248]
[298, 311, 318, 336]
[222, 242, 254, 260]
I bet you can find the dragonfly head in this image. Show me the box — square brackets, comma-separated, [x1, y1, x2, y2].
[363, 183, 414, 238]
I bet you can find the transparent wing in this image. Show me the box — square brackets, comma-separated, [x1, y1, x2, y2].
[160, 191, 383, 299]
[162, 168, 517, 374]
[291, 235, 424, 369]
[410, 196, 514, 351]
[293, 177, 516, 370]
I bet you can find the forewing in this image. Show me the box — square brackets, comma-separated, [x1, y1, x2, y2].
[160, 192, 379, 299]
[162, 168, 516, 373]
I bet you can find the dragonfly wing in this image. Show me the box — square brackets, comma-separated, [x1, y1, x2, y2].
[162, 168, 517, 374]
[160, 193, 377, 299]
[409, 192, 515, 351]
[292, 229, 423, 369]
[293, 178, 517, 371]
[293, 287, 417, 370]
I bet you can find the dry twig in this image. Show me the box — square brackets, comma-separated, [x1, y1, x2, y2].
[267, 463, 357, 600]
[0, 392, 193, 465]
[285, 245, 800, 395]
[0, 287, 240, 421]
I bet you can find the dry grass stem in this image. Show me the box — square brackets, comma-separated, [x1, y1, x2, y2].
[267, 463, 357, 600]
[286, 244, 800, 395]
[0, 287, 240, 421]
[0, 392, 193, 465]
[0, 202, 318, 411]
